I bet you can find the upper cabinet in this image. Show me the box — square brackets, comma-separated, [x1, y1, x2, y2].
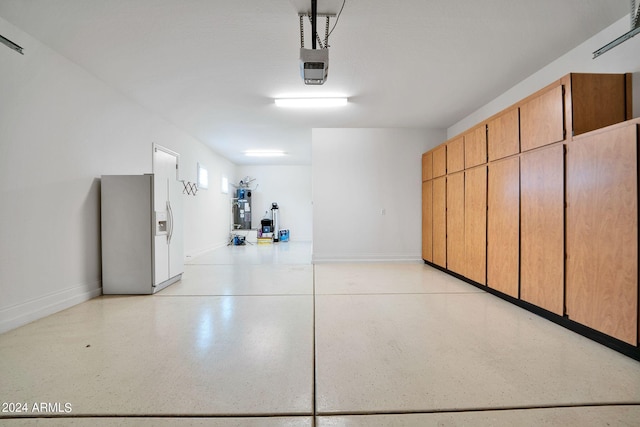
[438, 73, 628, 168]
[464, 126, 487, 168]
[447, 137, 464, 174]
[422, 151, 433, 182]
[520, 84, 565, 152]
[570, 73, 629, 136]
[433, 145, 447, 177]
[488, 108, 520, 161]
[520, 73, 630, 152]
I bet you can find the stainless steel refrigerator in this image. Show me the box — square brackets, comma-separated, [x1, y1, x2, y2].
[101, 173, 183, 294]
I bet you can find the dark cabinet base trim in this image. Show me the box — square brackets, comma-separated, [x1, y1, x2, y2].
[423, 259, 640, 362]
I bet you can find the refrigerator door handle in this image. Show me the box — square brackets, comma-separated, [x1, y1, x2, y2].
[167, 200, 174, 244]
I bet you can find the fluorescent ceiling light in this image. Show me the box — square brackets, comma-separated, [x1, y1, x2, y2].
[244, 150, 287, 157]
[274, 97, 348, 108]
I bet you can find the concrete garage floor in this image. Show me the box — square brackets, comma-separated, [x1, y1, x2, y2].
[1, 242, 639, 426]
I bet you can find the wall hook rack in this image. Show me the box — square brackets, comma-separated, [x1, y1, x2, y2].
[181, 180, 198, 196]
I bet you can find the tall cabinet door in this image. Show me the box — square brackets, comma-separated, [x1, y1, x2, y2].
[446, 172, 465, 275]
[432, 177, 447, 268]
[566, 124, 638, 345]
[520, 144, 565, 315]
[465, 165, 487, 285]
[487, 156, 520, 298]
[422, 180, 433, 262]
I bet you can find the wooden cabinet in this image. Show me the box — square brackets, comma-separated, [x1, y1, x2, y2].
[521, 73, 629, 153]
[520, 144, 565, 315]
[421, 72, 637, 354]
[446, 172, 465, 274]
[432, 177, 447, 268]
[488, 108, 520, 161]
[422, 180, 433, 262]
[520, 84, 565, 152]
[447, 137, 464, 174]
[422, 151, 433, 182]
[487, 156, 520, 298]
[566, 122, 638, 345]
[464, 165, 487, 285]
[422, 151, 433, 262]
[570, 73, 629, 136]
[433, 145, 447, 178]
[464, 126, 487, 168]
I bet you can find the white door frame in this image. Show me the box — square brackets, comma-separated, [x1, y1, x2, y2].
[152, 143, 180, 179]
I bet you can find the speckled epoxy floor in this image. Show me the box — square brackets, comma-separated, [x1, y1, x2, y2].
[1, 242, 639, 426]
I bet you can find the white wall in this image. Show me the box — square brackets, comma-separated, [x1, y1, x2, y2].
[181, 148, 235, 257]
[0, 16, 235, 333]
[448, 15, 640, 137]
[312, 128, 445, 262]
[236, 165, 312, 241]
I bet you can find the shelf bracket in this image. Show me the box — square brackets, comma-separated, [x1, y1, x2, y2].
[593, 0, 640, 58]
[0, 34, 24, 55]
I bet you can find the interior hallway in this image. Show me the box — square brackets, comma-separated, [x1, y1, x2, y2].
[1, 242, 639, 426]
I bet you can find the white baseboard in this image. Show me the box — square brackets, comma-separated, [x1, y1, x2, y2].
[184, 241, 229, 260]
[185, 239, 312, 259]
[0, 281, 102, 334]
[288, 236, 313, 242]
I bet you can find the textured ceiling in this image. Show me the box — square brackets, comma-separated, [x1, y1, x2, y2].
[0, 0, 630, 165]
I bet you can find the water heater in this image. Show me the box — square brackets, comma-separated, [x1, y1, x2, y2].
[233, 188, 252, 229]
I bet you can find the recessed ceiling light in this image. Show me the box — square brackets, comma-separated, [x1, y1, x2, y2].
[244, 150, 288, 157]
[274, 97, 348, 108]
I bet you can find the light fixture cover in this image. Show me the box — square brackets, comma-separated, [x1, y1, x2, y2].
[274, 97, 348, 108]
[244, 150, 288, 157]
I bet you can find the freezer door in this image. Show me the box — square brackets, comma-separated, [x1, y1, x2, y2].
[101, 175, 153, 294]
